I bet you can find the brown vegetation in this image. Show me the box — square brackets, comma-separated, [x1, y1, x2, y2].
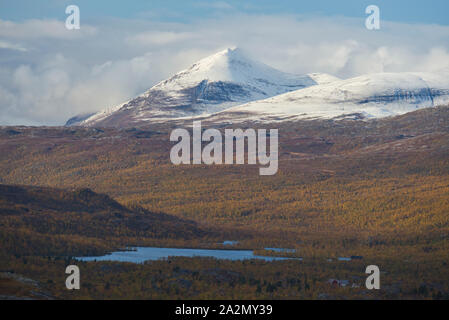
[0, 106, 449, 299]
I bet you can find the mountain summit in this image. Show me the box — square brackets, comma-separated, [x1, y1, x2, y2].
[68, 48, 336, 127]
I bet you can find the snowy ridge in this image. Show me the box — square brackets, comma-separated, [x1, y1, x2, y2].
[71, 48, 337, 127]
[214, 70, 449, 122]
[68, 48, 449, 127]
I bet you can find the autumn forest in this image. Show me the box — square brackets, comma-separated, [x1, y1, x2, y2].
[1, 106, 449, 299]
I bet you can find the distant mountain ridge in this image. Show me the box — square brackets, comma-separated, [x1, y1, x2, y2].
[67, 48, 449, 127]
[67, 47, 338, 127]
[210, 70, 449, 123]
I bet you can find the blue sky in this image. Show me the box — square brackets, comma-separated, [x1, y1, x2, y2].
[1, 0, 448, 25]
[1, 1, 449, 125]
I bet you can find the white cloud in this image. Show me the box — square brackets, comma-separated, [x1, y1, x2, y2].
[126, 31, 196, 46]
[0, 52, 166, 125]
[0, 19, 97, 39]
[1, 14, 449, 125]
[0, 40, 27, 52]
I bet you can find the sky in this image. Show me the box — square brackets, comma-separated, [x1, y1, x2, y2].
[0, 0, 448, 125]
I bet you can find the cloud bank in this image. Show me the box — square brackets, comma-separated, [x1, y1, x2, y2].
[1, 14, 449, 125]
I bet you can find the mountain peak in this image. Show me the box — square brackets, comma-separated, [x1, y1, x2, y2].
[215, 46, 240, 56]
[206, 47, 242, 59]
[69, 49, 333, 127]
[169, 47, 265, 84]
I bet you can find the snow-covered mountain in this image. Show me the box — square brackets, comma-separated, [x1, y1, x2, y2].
[211, 70, 449, 122]
[69, 48, 335, 127]
[67, 48, 449, 127]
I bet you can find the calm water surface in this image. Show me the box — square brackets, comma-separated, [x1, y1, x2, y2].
[76, 247, 300, 263]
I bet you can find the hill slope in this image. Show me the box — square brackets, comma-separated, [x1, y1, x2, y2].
[0, 184, 206, 256]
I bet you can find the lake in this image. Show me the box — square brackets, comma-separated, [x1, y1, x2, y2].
[76, 247, 300, 263]
[265, 247, 296, 253]
[338, 257, 352, 261]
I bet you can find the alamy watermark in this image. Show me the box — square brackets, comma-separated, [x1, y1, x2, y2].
[365, 265, 380, 289]
[170, 121, 278, 175]
[365, 5, 380, 30]
[65, 265, 80, 290]
[65, 5, 80, 30]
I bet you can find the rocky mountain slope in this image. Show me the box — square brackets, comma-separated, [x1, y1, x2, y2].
[67, 48, 338, 127]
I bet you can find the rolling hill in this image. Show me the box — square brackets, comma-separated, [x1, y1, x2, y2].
[0, 184, 207, 257]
